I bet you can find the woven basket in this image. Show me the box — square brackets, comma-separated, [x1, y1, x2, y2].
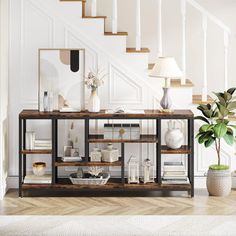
[206, 169, 232, 196]
[70, 173, 110, 185]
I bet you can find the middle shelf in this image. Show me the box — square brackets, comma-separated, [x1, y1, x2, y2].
[55, 157, 122, 167]
[88, 134, 158, 143]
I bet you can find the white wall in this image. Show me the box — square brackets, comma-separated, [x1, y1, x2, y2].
[0, 0, 9, 199]
[96, 0, 236, 95]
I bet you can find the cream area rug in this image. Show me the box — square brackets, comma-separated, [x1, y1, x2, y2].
[0, 216, 236, 236]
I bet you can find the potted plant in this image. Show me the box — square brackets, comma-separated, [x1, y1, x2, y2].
[195, 88, 236, 196]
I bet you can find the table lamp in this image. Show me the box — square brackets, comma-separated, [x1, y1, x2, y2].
[150, 57, 183, 112]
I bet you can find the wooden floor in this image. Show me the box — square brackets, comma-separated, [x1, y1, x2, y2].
[1, 189, 236, 215]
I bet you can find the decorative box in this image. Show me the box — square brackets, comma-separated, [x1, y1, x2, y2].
[104, 124, 113, 139]
[104, 124, 140, 140]
[90, 148, 102, 162]
[130, 124, 140, 140]
[101, 144, 119, 163]
[113, 124, 131, 140]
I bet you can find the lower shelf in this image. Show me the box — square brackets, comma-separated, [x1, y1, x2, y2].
[22, 178, 191, 191]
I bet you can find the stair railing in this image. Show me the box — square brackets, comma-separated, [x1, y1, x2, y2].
[89, 0, 230, 101]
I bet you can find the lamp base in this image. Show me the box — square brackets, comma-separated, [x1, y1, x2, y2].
[160, 87, 172, 111]
[159, 108, 174, 113]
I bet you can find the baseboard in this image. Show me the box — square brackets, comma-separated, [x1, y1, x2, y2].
[7, 176, 236, 191]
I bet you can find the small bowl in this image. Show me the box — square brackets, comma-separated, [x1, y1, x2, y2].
[33, 162, 46, 176]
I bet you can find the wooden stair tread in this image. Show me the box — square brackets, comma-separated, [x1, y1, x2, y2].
[83, 16, 107, 19]
[229, 115, 236, 121]
[104, 32, 128, 36]
[148, 63, 155, 70]
[126, 48, 150, 53]
[170, 79, 194, 88]
[192, 95, 214, 105]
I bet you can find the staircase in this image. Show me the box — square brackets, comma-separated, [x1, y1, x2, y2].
[58, 0, 232, 106]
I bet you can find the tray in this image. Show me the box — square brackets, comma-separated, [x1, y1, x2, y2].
[69, 173, 110, 185]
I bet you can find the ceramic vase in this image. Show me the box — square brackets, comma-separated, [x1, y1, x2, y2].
[165, 121, 184, 149]
[88, 89, 100, 112]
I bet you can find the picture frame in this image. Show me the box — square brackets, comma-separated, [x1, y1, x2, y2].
[38, 48, 85, 112]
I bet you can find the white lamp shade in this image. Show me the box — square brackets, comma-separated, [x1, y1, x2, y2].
[150, 57, 183, 78]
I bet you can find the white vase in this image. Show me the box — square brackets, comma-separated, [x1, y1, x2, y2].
[88, 89, 100, 112]
[165, 121, 184, 149]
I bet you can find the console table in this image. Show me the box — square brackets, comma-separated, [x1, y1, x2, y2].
[19, 109, 194, 197]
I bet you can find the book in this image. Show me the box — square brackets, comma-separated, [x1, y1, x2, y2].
[162, 178, 190, 185]
[62, 156, 82, 162]
[164, 161, 184, 166]
[24, 174, 52, 184]
[34, 139, 52, 144]
[163, 171, 186, 176]
[33, 146, 52, 150]
[163, 166, 185, 172]
[162, 176, 188, 180]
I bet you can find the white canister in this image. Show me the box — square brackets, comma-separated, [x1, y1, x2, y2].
[90, 148, 102, 162]
[101, 144, 119, 163]
[165, 121, 184, 149]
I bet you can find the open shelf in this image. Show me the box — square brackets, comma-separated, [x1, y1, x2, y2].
[88, 134, 158, 143]
[22, 178, 191, 191]
[21, 150, 52, 155]
[55, 157, 122, 167]
[161, 145, 191, 154]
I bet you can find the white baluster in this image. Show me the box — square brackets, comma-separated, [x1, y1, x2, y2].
[202, 15, 208, 102]
[157, 0, 163, 57]
[91, 0, 97, 17]
[112, 0, 118, 34]
[224, 31, 229, 91]
[181, 0, 186, 85]
[136, 0, 141, 51]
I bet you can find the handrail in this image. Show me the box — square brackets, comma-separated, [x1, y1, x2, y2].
[186, 0, 231, 33]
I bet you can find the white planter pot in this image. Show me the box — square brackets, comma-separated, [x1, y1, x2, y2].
[207, 169, 232, 196]
[88, 90, 100, 113]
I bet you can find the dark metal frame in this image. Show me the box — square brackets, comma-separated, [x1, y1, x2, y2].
[18, 113, 194, 198]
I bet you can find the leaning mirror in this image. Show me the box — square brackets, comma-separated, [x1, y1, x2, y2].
[39, 49, 85, 112]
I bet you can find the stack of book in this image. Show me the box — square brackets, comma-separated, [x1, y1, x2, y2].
[34, 139, 52, 150]
[162, 161, 189, 185]
[24, 174, 52, 184]
[26, 131, 52, 150]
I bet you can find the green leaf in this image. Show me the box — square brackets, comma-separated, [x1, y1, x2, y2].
[216, 119, 229, 125]
[213, 123, 227, 138]
[227, 87, 236, 95]
[194, 116, 210, 124]
[214, 92, 226, 106]
[224, 92, 232, 101]
[227, 101, 236, 111]
[199, 124, 211, 132]
[204, 137, 215, 148]
[197, 104, 209, 112]
[223, 132, 234, 145]
[202, 110, 213, 118]
[216, 102, 229, 117]
[198, 131, 213, 144]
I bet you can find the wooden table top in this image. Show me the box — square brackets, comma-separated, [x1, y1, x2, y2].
[19, 109, 194, 119]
